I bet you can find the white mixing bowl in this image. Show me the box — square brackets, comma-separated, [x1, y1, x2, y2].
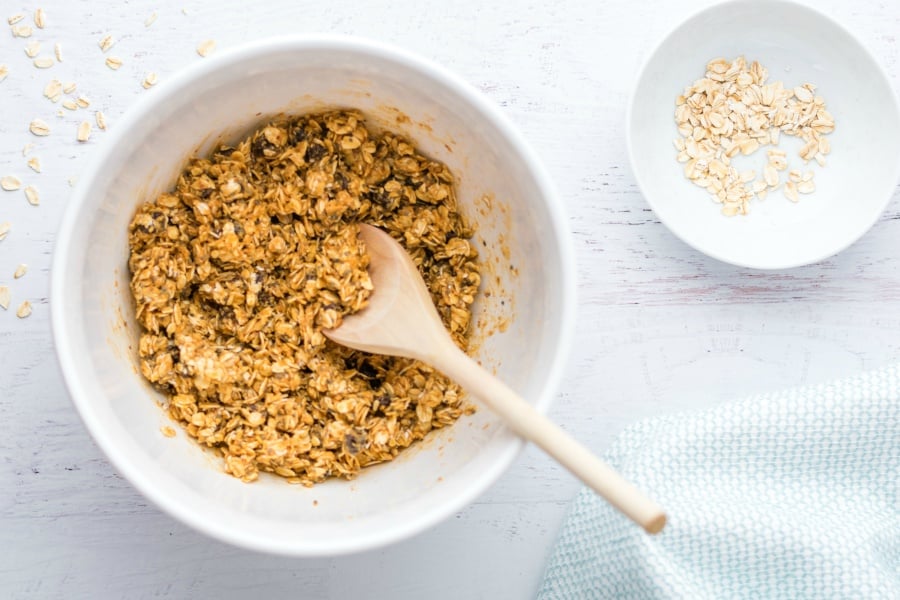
[50, 36, 575, 556]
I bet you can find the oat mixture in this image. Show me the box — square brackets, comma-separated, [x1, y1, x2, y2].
[128, 110, 480, 484]
[674, 56, 835, 216]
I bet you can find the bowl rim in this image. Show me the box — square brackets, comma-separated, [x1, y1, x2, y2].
[625, 0, 900, 270]
[50, 33, 577, 556]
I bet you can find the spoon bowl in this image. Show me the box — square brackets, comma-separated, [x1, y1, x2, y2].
[325, 224, 449, 362]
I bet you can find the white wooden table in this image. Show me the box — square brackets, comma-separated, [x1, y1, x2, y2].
[2, 1, 898, 597]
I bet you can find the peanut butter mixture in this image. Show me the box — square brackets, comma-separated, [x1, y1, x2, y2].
[128, 110, 479, 484]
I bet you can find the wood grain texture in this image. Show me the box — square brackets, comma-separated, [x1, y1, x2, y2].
[1, 0, 898, 598]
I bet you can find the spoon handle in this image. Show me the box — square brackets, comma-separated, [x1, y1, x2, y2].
[432, 344, 667, 534]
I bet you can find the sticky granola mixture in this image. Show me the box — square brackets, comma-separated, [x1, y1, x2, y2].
[128, 110, 480, 484]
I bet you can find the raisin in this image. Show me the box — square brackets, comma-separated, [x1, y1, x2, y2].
[343, 430, 367, 455]
[305, 143, 327, 162]
[356, 361, 377, 378]
[376, 393, 391, 409]
[291, 126, 307, 144]
[371, 188, 391, 206]
[251, 136, 277, 159]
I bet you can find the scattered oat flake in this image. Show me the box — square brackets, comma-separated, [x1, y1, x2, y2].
[13, 264, 27, 279]
[34, 8, 45, 28]
[0, 222, 9, 241]
[56, 109, 64, 117]
[24, 185, 39, 205]
[54, 43, 62, 62]
[29, 119, 50, 136]
[62, 99, 77, 111]
[0, 65, 8, 82]
[95, 111, 107, 130]
[24, 41, 40, 58]
[12, 24, 33, 37]
[1, 176, 22, 191]
[798, 180, 816, 194]
[145, 12, 158, 27]
[76, 95, 90, 108]
[67, 176, 78, 187]
[22, 143, 34, 156]
[43, 79, 62, 102]
[182, 7, 189, 15]
[161, 426, 176, 438]
[63, 81, 76, 94]
[105, 56, 123, 70]
[33, 56, 54, 69]
[16, 300, 32, 319]
[196, 39, 216, 57]
[76, 121, 92, 142]
[98, 35, 115, 52]
[785, 181, 799, 203]
[0, 286, 9, 310]
[8, 13, 24, 25]
[27, 157, 40, 172]
[142, 72, 158, 89]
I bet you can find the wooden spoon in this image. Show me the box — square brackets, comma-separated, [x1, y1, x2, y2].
[325, 224, 667, 534]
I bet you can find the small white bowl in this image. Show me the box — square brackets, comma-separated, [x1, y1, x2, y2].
[628, 0, 900, 269]
[50, 36, 575, 556]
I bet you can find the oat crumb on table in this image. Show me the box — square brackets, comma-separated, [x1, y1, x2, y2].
[128, 110, 480, 484]
[16, 300, 32, 318]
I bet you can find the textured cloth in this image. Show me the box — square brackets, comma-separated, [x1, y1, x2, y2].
[539, 365, 900, 599]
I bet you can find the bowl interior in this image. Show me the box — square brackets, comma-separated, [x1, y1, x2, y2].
[629, 0, 900, 269]
[53, 39, 571, 554]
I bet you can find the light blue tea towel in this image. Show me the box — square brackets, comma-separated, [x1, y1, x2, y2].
[539, 365, 900, 599]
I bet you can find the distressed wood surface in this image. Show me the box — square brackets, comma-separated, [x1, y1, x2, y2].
[1, 0, 899, 598]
